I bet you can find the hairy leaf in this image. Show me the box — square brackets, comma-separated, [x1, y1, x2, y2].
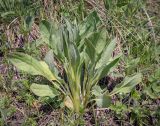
[9, 52, 57, 81]
[96, 38, 116, 69]
[95, 94, 112, 108]
[30, 83, 58, 98]
[110, 73, 142, 95]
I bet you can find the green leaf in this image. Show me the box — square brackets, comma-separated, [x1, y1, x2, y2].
[144, 80, 160, 99]
[110, 73, 142, 95]
[64, 18, 77, 43]
[92, 85, 103, 96]
[79, 11, 100, 40]
[30, 83, 58, 98]
[93, 56, 120, 84]
[85, 38, 96, 62]
[144, 86, 159, 99]
[126, 58, 140, 68]
[8, 52, 57, 81]
[96, 38, 116, 69]
[50, 24, 60, 54]
[68, 43, 80, 68]
[99, 56, 120, 79]
[44, 50, 59, 76]
[109, 102, 127, 114]
[39, 20, 52, 45]
[61, 28, 70, 59]
[152, 82, 160, 93]
[95, 93, 112, 108]
[86, 29, 107, 54]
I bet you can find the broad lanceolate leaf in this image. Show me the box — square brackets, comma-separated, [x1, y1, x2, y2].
[79, 11, 100, 41]
[9, 52, 57, 81]
[68, 43, 80, 69]
[39, 20, 52, 45]
[85, 38, 96, 62]
[39, 20, 60, 55]
[93, 56, 120, 85]
[87, 29, 107, 54]
[98, 56, 120, 80]
[110, 73, 142, 95]
[95, 93, 112, 108]
[44, 50, 59, 76]
[96, 38, 116, 69]
[92, 85, 103, 96]
[30, 83, 58, 98]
